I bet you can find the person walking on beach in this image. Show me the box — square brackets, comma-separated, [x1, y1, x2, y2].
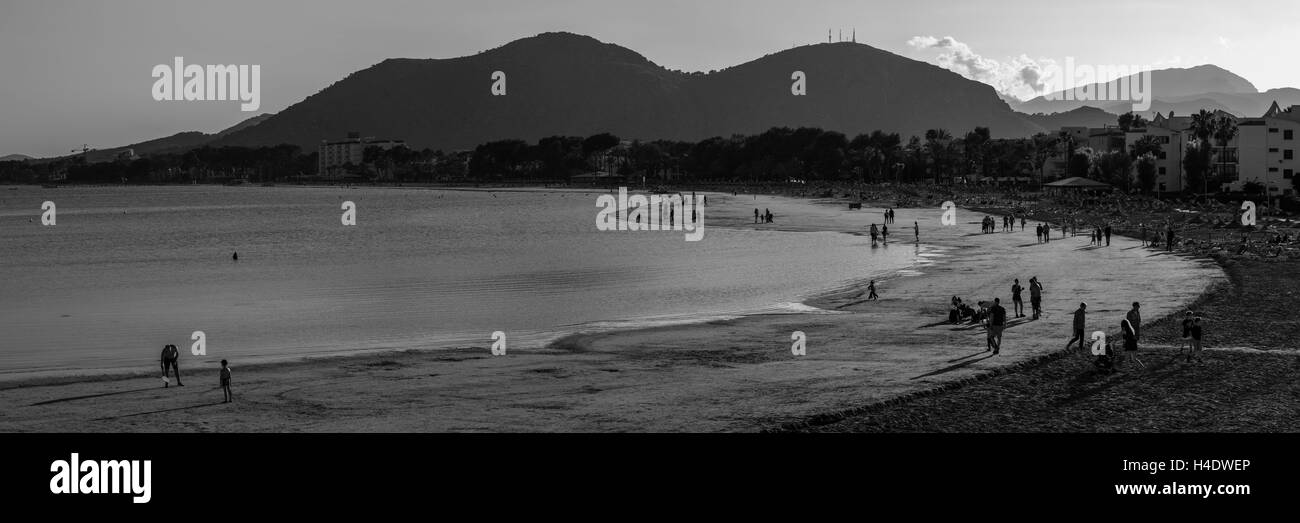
[914, 221, 919, 242]
[1035, 223, 1043, 243]
[1166, 225, 1175, 251]
[160, 344, 183, 387]
[219, 359, 233, 403]
[755, 208, 760, 223]
[1011, 279, 1025, 318]
[1104, 224, 1112, 246]
[1188, 316, 1205, 363]
[987, 297, 1007, 355]
[1140, 223, 1148, 247]
[869, 223, 879, 244]
[1066, 302, 1087, 351]
[882, 223, 889, 243]
[1121, 315, 1144, 368]
[1029, 276, 1044, 320]
[1126, 302, 1141, 346]
[867, 280, 879, 301]
[1180, 311, 1195, 355]
[1020, 216, 1026, 232]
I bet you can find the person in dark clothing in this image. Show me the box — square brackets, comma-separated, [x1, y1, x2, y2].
[1066, 303, 1087, 351]
[987, 298, 1007, 354]
[1011, 279, 1024, 318]
[1166, 226, 1175, 251]
[1029, 276, 1044, 320]
[755, 208, 760, 223]
[1104, 224, 1112, 246]
[220, 359, 233, 403]
[160, 344, 183, 387]
[1121, 316, 1143, 368]
[1188, 316, 1205, 363]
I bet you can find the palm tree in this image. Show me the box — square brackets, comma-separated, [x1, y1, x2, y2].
[1188, 109, 1217, 195]
[1212, 115, 1239, 192]
[925, 128, 952, 185]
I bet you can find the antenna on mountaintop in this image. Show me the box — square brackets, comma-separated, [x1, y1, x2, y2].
[853, 28, 856, 43]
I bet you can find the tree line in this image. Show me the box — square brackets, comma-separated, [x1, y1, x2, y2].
[5, 111, 1278, 196]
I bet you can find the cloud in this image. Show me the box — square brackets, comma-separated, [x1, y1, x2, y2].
[907, 35, 1052, 101]
[1217, 36, 1232, 49]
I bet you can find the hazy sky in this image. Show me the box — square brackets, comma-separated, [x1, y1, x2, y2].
[2, 0, 1297, 157]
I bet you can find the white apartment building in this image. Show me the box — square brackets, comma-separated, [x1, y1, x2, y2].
[318, 132, 406, 178]
[1046, 103, 1298, 196]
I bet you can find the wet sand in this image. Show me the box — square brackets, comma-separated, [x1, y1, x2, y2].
[0, 195, 1226, 432]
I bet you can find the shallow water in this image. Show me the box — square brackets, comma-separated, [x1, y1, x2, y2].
[0, 186, 925, 376]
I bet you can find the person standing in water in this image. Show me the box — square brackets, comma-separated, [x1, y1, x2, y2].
[914, 221, 919, 242]
[882, 223, 889, 243]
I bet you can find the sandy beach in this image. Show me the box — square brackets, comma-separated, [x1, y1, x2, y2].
[0, 192, 1226, 432]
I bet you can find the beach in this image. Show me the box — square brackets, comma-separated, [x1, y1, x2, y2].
[0, 191, 1227, 432]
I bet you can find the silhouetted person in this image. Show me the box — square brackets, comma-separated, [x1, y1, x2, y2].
[1066, 302, 1087, 351]
[220, 359, 233, 403]
[914, 221, 919, 242]
[987, 297, 1006, 354]
[232, 251, 238, 261]
[1104, 224, 1112, 246]
[1166, 226, 1175, 251]
[160, 344, 182, 387]
[1126, 302, 1141, 345]
[867, 280, 878, 301]
[1011, 279, 1024, 318]
[755, 209, 760, 223]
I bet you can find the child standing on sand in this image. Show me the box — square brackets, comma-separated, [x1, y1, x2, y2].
[220, 360, 233, 403]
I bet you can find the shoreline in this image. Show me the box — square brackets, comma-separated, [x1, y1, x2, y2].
[0, 191, 1227, 431]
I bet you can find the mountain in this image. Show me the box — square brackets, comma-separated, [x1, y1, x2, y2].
[1022, 106, 1119, 130]
[0, 153, 34, 162]
[211, 32, 1044, 151]
[1008, 64, 1274, 116]
[40, 113, 275, 162]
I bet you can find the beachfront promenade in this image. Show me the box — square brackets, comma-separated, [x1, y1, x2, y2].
[0, 193, 1225, 432]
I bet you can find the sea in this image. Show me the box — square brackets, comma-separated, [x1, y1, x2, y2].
[0, 185, 925, 377]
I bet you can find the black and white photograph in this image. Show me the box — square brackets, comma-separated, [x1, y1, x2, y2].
[1, 0, 1296, 509]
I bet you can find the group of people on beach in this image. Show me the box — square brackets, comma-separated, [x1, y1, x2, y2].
[869, 222, 889, 244]
[754, 208, 774, 223]
[160, 345, 233, 403]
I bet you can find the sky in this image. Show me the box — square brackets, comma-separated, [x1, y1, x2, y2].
[2, 0, 1297, 157]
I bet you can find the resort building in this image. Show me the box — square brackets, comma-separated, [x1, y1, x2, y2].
[318, 132, 406, 178]
[1047, 103, 1298, 196]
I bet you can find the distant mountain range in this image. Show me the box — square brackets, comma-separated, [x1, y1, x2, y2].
[1012, 64, 1300, 121]
[0, 153, 35, 162]
[210, 32, 1042, 151]
[36, 33, 1300, 159]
